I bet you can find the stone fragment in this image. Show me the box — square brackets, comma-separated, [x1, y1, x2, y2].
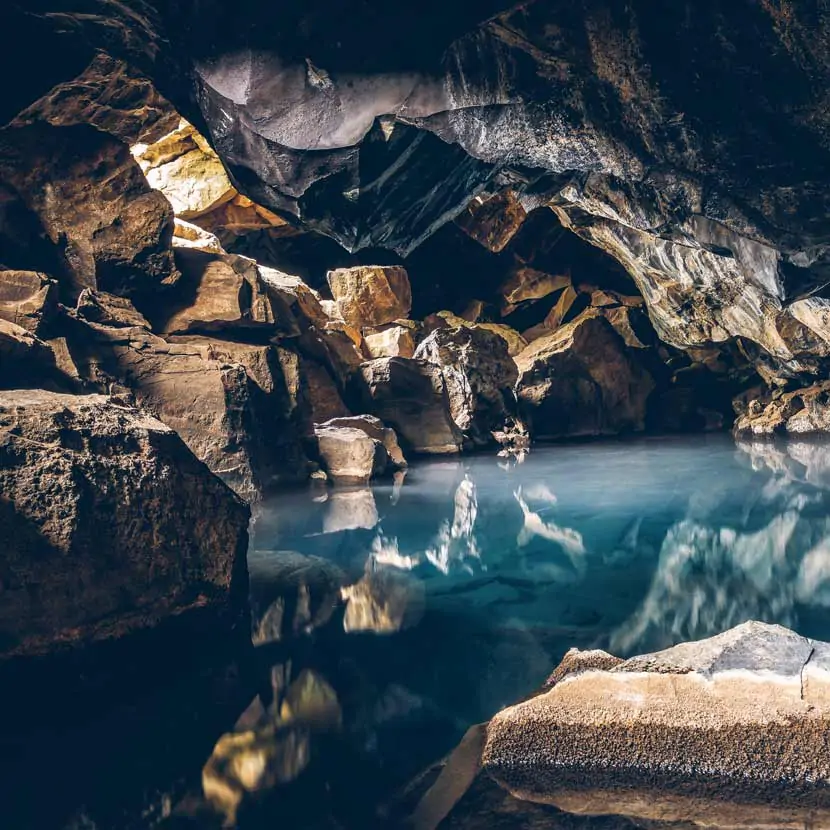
[359, 358, 463, 454]
[192, 193, 293, 244]
[172, 218, 225, 254]
[75, 289, 151, 329]
[455, 189, 528, 253]
[0, 319, 57, 388]
[0, 270, 57, 335]
[515, 310, 655, 439]
[259, 266, 328, 328]
[320, 414, 406, 468]
[499, 266, 571, 316]
[363, 323, 417, 359]
[474, 323, 527, 357]
[327, 265, 412, 328]
[414, 326, 520, 447]
[313, 424, 388, 484]
[0, 390, 249, 661]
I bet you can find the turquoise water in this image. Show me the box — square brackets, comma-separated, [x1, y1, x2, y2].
[250, 433, 830, 807]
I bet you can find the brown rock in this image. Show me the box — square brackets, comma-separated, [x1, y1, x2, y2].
[154, 249, 295, 337]
[474, 323, 527, 357]
[313, 424, 388, 484]
[414, 326, 520, 447]
[0, 319, 57, 388]
[363, 323, 417, 359]
[734, 382, 830, 436]
[455, 190, 528, 253]
[327, 265, 412, 328]
[172, 218, 225, 254]
[359, 358, 463, 454]
[0, 390, 249, 661]
[258, 266, 328, 328]
[515, 310, 655, 439]
[192, 193, 293, 245]
[320, 415, 407, 468]
[0, 122, 178, 300]
[499, 266, 571, 316]
[0, 270, 57, 335]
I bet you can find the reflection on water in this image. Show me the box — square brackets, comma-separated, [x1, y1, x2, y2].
[243, 435, 830, 826]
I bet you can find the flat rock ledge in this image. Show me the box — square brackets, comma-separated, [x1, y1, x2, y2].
[411, 622, 830, 829]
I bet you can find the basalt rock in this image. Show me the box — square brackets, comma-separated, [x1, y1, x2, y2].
[359, 358, 463, 455]
[0, 121, 178, 301]
[414, 325, 519, 448]
[0, 390, 249, 662]
[515, 310, 655, 439]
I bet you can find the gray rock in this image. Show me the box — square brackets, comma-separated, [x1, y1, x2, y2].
[313, 423, 388, 484]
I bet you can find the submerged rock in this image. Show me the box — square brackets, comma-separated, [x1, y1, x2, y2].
[0, 390, 249, 661]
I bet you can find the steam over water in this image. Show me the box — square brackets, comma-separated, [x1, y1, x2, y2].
[251, 434, 830, 781]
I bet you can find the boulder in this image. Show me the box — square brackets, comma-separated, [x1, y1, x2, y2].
[313, 424, 388, 484]
[483, 622, 830, 814]
[321, 414, 406, 468]
[414, 326, 519, 447]
[0, 122, 178, 301]
[0, 390, 249, 661]
[734, 382, 830, 436]
[153, 249, 295, 337]
[0, 270, 57, 335]
[61, 316, 307, 498]
[359, 358, 463, 454]
[499, 266, 571, 316]
[258, 266, 329, 328]
[190, 193, 294, 245]
[473, 323, 527, 358]
[132, 119, 235, 219]
[454, 189, 528, 253]
[172, 218, 225, 254]
[515, 310, 655, 439]
[363, 323, 417, 359]
[327, 265, 412, 328]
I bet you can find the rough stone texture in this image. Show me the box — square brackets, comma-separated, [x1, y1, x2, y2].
[454, 190, 527, 253]
[363, 323, 417, 359]
[0, 122, 178, 301]
[499, 267, 571, 317]
[0, 390, 249, 660]
[483, 622, 830, 812]
[172, 219, 225, 254]
[515, 310, 656, 439]
[414, 325, 519, 447]
[313, 424, 388, 484]
[321, 414, 407, 468]
[359, 358, 463, 454]
[474, 323, 527, 358]
[60, 310, 307, 498]
[327, 265, 412, 328]
[0, 319, 58, 389]
[0, 270, 57, 335]
[735, 382, 830, 436]
[132, 119, 235, 219]
[152, 249, 294, 337]
[258, 267, 329, 329]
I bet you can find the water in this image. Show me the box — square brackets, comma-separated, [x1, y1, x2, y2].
[247, 433, 830, 823]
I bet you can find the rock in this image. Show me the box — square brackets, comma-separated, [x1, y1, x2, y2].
[313, 424, 388, 484]
[0, 122, 178, 301]
[363, 323, 417, 359]
[172, 218, 225, 253]
[454, 189, 528, 253]
[0, 390, 249, 661]
[474, 323, 527, 357]
[0, 270, 57, 335]
[62, 317, 307, 498]
[458, 299, 487, 323]
[499, 266, 571, 316]
[483, 622, 830, 810]
[321, 415, 407, 468]
[541, 284, 579, 331]
[359, 358, 463, 454]
[132, 119, 235, 219]
[0, 319, 57, 388]
[153, 249, 294, 336]
[734, 382, 830, 436]
[248, 551, 346, 645]
[322, 488, 380, 533]
[327, 265, 412, 328]
[258, 267, 328, 328]
[414, 326, 519, 447]
[75, 289, 151, 329]
[191, 193, 294, 246]
[341, 569, 425, 634]
[515, 310, 655, 439]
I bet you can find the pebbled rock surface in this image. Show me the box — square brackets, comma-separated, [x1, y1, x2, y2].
[0, 390, 249, 661]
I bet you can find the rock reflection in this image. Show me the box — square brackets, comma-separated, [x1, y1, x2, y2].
[341, 566, 425, 634]
[322, 487, 379, 533]
[425, 476, 481, 575]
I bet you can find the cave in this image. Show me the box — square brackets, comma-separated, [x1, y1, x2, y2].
[4, 2, 830, 828]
